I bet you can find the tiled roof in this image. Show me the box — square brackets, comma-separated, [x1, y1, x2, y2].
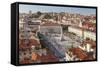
[82, 21, 94, 27]
[31, 49, 59, 63]
[19, 39, 40, 49]
[40, 54, 59, 63]
[19, 57, 30, 64]
[82, 39, 96, 48]
[69, 48, 88, 60]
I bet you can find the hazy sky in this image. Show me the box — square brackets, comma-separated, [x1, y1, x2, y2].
[19, 4, 96, 15]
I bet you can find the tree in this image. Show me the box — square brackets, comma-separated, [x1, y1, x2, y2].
[37, 11, 42, 16]
[44, 14, 52, 19]
[54, 16, 58, 21]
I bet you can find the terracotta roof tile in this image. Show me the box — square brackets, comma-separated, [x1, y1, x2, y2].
[69, 48, 88, 60]
[19, 39, 40, 49]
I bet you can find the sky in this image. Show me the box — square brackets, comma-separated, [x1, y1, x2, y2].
[19, 4, 96, 15]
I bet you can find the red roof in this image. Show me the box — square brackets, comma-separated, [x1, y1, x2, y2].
[69, 48, 88, 60]
[40, 54, 59, 63]
[82, 21, 94, 27]
[29, 39, 40, 45]
[19, 39, 40, 49]
[82, 39, 96, 48]
[32, 49, 59, 63]
[19, 57, 30, 64]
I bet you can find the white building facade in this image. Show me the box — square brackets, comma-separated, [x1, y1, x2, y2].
[68, 26, 96, 41]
